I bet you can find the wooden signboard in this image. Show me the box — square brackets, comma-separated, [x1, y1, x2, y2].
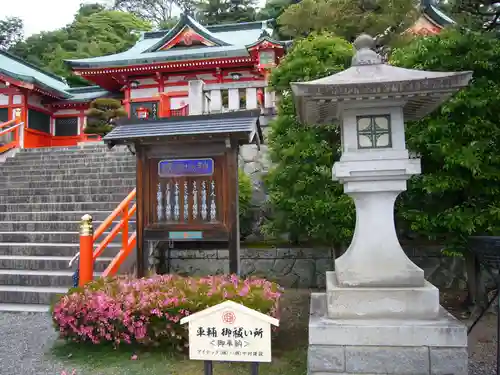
[102, 110, 262, 277]
[180, 300, 279, 374]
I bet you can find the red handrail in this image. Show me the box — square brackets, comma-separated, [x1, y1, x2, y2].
[78, 189, 137, 286]
[0, 110, 23, 153]
[0, 119, 16, 130]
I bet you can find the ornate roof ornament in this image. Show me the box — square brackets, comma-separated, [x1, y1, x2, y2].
[351, 34, 382, 66]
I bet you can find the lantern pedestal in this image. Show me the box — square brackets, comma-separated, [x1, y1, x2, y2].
[307, 158, 467, 374]
[308, 293, 468, 375]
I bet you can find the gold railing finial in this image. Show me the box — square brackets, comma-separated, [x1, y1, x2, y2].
[80, 214, 93, 236]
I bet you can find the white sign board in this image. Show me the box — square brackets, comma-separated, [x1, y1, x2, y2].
[180, 300, 279, 363]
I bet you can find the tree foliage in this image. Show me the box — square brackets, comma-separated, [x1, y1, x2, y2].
[113, 0, 195, 26]
[197, 0, 258, 25]
[264, 33, 355, 246]
[85, 98, 128, 136]
[9, 4, 151, 86]
[258, 0, 296, 20]
[391, 28, 500, 251]
[448, 0, 500, 31]
[0, 17, 23, 50]
[278, 0, 419, 41]
[256, 0, 297, 39]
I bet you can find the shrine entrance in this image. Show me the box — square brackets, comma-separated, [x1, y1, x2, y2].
[103, 109, 262, 276]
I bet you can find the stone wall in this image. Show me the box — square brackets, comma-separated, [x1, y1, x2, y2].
[154, 242, 483, 290]
[238, 126, 271, 204]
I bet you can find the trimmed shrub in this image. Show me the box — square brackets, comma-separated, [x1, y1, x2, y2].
[52, 274, 282, 349]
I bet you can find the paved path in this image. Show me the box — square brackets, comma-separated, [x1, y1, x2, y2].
[0, 312, 497, 375]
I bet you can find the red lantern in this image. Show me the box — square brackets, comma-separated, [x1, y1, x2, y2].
[136, 107, 150, 119]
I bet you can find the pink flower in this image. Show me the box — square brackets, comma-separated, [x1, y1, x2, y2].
[52, 274, 281, 348]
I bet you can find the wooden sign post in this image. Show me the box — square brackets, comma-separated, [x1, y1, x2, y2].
[180, 300, 279, 374]
[102, 110, 263, 277]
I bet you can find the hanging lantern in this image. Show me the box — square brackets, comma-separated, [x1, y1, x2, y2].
[136, 107, 150, 119]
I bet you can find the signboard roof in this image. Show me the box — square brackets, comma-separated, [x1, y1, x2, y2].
[180, 300, 279, 326]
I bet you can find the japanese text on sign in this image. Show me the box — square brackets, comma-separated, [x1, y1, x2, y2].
[180, 301, 279, 363]
[158, 158, 214, 177]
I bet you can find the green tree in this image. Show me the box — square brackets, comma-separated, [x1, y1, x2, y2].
[446, 0, 500, 32]
[264, 33, 356, 248]
[85, 98, 127, 136]
[391, 28, 500, 308]
[197, 0, 258, 25]
[9, 5, 151, 86]
[257, 0, 295, 21]
[256, 0, 296, 39]
[0, 17, 23, 50]
[113, 0, 189, 27]
[278, 0, 419, 41]
[391, 28, 500, 250]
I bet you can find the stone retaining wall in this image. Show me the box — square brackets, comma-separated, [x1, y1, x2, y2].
[155, 242, 479, 290]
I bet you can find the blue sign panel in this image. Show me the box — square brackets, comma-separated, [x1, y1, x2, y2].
[168, 231, 204, 240]
[158, 158, 214, 177]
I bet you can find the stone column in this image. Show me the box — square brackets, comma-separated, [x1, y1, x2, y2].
[335, 190, 423, 288]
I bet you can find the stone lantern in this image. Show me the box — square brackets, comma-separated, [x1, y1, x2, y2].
[292, 34, 473, 375]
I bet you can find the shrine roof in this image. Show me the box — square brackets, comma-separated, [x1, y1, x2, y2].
[62, 86, 112, 102]
[0, 50, 71, 98]
[65, 16, 275, 69]
[104, 110, 262, 145]
[422, 0, 455, 27]
[66, 45, 250, 68]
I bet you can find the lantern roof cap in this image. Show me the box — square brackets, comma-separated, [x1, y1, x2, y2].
[291, 33, 473, 125]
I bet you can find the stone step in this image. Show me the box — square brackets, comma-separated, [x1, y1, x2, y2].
[18, 146, 128, 153]
[0, 201, 123, 212]
[0, 160, 136, 171]
[0, 255, 113, 272]
[0, 165, 136, 177]
[19, 145, 126, 153]
[0, 179, 135, 189]
[0, 242, 123, 257]
[0, 269, 102, 287]
[10, 152, 133, 161]
[0, 285, 68, 305]
[0, 303, 50, 312]
[0, 194, 136, 204]
[16, 146, 128, 154]
[0, 220, 136, 232]
[1, 185, 134, 197]
[0, 171, 136, 183]
[0, 231, 132, 244]
[0, 211, 115, 221]
[3, 157, 135, 167]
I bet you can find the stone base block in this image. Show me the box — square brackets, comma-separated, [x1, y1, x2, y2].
[326, 271, 439, 319]
[308, 293, 468, 375]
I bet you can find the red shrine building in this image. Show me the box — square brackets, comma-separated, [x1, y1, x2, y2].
[0, 15, 286, 151]
[0, 5, 453, 151]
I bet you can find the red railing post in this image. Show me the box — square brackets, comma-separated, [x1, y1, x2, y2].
[14, 108, 21, 147]
[79, 214, 94, 287]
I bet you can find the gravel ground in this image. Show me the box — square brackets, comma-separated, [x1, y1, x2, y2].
[0, 310, 498, 375]
[468, 313, 498, 375]
[0, 312, 68, 375]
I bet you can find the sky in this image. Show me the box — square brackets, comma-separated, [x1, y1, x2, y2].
[2, 0, 112, 38]
[2, 0, 267, 39]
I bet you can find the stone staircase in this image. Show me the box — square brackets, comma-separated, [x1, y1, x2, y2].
[0, 144, 136, 312]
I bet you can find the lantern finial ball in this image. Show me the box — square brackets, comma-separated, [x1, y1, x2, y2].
[353, 33, 375, 51]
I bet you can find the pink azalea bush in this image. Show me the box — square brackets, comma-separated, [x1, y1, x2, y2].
[52, 274, 282, 349]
